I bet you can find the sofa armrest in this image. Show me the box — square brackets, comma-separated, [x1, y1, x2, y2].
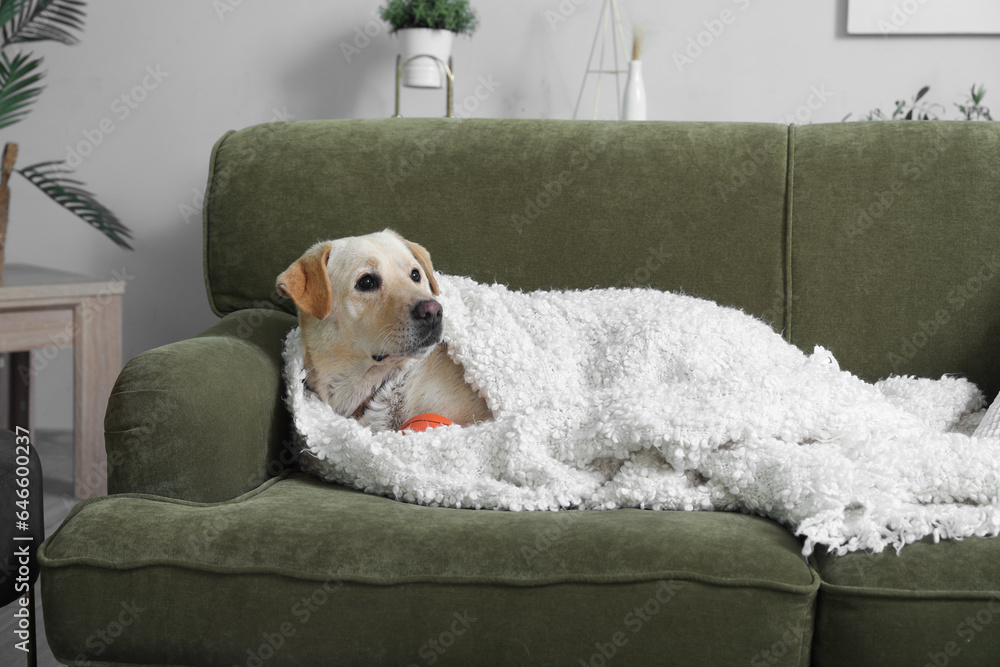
[104, 309, 297, 501]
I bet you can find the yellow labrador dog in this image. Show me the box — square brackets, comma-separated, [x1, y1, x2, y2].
[276, 229, 491, 431]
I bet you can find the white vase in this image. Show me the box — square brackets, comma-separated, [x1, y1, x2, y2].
[622, 60, 647, 121]
[397, 28, 455, 89]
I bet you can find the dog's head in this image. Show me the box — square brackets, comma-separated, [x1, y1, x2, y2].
[276, 229, 442, 365]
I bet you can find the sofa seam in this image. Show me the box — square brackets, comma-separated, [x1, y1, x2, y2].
[37, 470, 294, 564]
[783, 123, 795, 342]
[203, 129, 236, 319]
[51, 656, 185, 667]
[796, 589, 817, 667]
[40, 560, 821, 595]
[818, 579, 1000, 600]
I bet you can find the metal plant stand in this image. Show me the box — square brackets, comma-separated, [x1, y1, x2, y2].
[393, 54, 454, 118]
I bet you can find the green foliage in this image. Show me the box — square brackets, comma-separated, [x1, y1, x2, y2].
[0, 1, 26, 30]
[0, 51, 42, 130]
[379, 0, 478, 36]
[0, 0, 132, 249]
[844, 84, 993, 122]
[18, 161, 132, 249]
[3, 0, 86, 46]
[956, 84, 992, 121]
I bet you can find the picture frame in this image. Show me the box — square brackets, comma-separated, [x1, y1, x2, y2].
[847, 0, 1000, 35]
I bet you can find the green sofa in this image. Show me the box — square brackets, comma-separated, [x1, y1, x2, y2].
[39, 119, 1000, 666]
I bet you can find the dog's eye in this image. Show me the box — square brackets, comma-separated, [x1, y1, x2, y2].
[410, 268, 421, 283]
[355, 274, 380, 292]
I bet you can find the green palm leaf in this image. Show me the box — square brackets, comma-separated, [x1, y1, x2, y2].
[17, 160, 133, 249]
[0, 50, 43, 130]
[3, 0, 85, 47]
[0, 1, 26, 32]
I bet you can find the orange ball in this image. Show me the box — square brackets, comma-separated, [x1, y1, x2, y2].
[400, 413, 453, 433]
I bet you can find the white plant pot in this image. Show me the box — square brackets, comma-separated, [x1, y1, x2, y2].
[398, 28, 455, 89]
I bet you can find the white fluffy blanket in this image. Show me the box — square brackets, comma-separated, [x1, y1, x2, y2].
[283, 274, 1000, 556]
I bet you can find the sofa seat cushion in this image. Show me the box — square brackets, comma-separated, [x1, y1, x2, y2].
[811, 537, 1000, 666]
[40, 472, 818, 667]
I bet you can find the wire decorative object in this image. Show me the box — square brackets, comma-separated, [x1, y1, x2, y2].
[572, 0, 632, 120]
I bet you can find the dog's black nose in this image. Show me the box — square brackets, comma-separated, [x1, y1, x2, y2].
[411, 299, 442, 326]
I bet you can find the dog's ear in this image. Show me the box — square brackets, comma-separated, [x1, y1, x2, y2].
[387, 230, 439, 296]
[405, 239, 439, 296]
[276, 242, 333, 320]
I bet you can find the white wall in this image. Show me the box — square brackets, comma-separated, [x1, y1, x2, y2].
[8, 0, 996, 428]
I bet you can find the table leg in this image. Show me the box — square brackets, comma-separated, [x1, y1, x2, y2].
[0, 353, 8, 427]
[9, 350, 32, 434]
[73, 295, 121, 498]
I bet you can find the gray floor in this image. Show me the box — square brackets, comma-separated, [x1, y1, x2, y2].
[1, 429, 78, 667]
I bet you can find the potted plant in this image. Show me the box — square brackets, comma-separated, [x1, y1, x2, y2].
[379, 0, 478, 89]
[0, 0, 132, 276]
[842, 84, 993, 122]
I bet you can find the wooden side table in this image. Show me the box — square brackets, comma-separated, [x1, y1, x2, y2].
[0, 264, 124, 498]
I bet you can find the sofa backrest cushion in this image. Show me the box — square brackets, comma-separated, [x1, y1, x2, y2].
[203, 118, 1000, 396]
[203, 119, 791, 328]
[788, 121, 1000, 397]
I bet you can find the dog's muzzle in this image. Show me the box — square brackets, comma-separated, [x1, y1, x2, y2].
[371, 299, 443, 362]
[411, 299, 443, 347]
